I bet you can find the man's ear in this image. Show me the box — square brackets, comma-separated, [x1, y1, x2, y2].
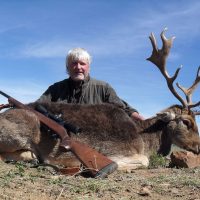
[66, 65, 70, 75]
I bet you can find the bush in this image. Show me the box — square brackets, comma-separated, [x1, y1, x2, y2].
[148, 152, 167, 169]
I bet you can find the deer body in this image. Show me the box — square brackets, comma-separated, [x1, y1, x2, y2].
[0, 102, 199, 171]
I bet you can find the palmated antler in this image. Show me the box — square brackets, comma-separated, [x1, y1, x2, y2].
[147, 28, 200, 113]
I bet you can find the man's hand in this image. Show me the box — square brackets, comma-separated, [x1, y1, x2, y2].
[131, 112, 145, 121]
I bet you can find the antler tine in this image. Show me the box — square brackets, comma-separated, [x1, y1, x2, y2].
[147, 28, 169, 78]
[160, 28, 175, 58]
[147, 28, 187, 108]
[148, 32, 158, 52]
[194, 110, 200, 115]
[192, 104, 200, 115]
[177, 66, 200, 109]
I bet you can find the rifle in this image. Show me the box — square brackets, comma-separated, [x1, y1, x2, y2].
[35, 104, 81, 135]
[0, 90, 118, 178]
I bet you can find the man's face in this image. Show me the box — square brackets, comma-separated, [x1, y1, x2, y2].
[68, 59, 90, 81]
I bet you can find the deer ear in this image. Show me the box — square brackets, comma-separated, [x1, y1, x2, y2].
[156, 112, 176, 122]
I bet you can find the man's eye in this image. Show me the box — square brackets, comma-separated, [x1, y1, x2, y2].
[71, 62, 77, 65]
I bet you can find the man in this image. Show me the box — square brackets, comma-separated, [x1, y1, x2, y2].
[38, 48, 144, 121]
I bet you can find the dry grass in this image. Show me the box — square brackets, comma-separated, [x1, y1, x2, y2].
[0, 159, 200, 200]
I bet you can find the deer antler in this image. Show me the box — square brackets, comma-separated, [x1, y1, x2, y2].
[193, 109, 200, 115]
[176, 66, 200, 109]
[147, 28, 187, 108]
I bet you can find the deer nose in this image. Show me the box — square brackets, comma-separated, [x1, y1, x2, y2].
[198, 145, 200, 154]
[196, 144, 200, 154]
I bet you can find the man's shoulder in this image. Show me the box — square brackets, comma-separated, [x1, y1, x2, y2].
[89, 77, 109, 86]
[50, 79, 69, 88]
[49, 79, 69, 89]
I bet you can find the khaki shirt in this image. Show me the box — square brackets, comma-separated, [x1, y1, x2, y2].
[37, 76, 137, 116]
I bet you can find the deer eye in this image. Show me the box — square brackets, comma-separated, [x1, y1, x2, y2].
[182, 119, 191, 128]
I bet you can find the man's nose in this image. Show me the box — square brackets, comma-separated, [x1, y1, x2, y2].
[75, 62, 81, 69]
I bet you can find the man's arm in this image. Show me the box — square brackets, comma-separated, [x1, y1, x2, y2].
[36, 93, 52, 103]
[105, 84, 145, 120]
[120, 99, 145, 120]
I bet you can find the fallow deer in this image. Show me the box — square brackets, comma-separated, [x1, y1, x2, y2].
[0, 29, 199, 173]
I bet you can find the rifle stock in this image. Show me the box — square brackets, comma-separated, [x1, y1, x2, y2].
[0, 90, 118, 178]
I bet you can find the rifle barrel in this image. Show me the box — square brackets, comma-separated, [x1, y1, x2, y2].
[0, 91, 10, 98]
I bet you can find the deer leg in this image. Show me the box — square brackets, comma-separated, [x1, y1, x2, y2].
[0, 150, 37, 162]
[109, 154, 149, 172]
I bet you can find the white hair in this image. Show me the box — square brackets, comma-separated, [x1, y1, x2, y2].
[66, 48, 92, 69]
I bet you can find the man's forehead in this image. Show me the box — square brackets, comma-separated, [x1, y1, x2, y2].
[71, 58, 89, 63]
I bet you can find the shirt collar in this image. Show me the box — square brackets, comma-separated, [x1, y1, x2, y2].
[69, 75, 90, 88]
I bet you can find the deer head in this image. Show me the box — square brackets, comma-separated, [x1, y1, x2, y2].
[147, 28, 200, 115]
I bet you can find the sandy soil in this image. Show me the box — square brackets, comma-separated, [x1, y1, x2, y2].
[0, 160, 200, 200]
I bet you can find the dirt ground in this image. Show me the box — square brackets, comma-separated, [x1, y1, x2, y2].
[0, 160, 200, 200]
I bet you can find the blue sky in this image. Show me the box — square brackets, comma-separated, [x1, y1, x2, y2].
[0, 0, 200, 128]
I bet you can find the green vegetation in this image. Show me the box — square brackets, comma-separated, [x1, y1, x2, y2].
[148, 152, 168, 169]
